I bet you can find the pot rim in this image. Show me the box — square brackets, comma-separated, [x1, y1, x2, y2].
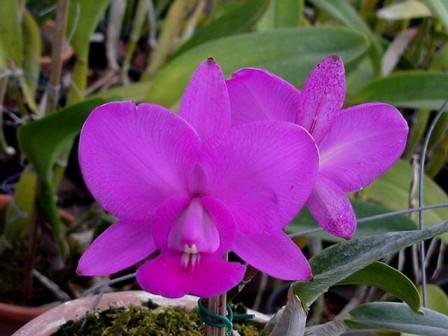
[12, 290, 269, 336]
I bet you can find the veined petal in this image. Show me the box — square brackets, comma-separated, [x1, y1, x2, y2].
[77, 220, 156, 276]
[79, 101, 200, 221]
[319, 103, 408, 192]
[233, 230, 312, 280]
[307, 175, 356, 239]
[226, 68, 300, 125]
[179, 59, 231, 140]
[136, 253, 245, 298]
[296, 55, 346, 144]
[203, 121, 318, 232]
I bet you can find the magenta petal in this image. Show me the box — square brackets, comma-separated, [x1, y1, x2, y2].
[319, 103, 409, 192]
[179, 59, 231, 140]
[201, 196, 236, 254]
[226, 68, 300, 125]
[77, 220, 156, 276]
[79, 101, 200, 221]
[137, 253, 187, 298]
[307, 175, 356, 239]
[188, 255, 245, 298]
[203, 121, 318, 231]
[296, 55, 346, 144]
[151, 196, 190, 251]
[233, 230, 312, 280]
[136, 253, 245, 298]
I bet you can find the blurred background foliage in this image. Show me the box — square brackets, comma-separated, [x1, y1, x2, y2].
[1, 0, 448, 334]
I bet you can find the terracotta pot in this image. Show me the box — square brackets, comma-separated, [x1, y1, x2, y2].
[13, 291, 270, 336]
[0, 194, 75, 336]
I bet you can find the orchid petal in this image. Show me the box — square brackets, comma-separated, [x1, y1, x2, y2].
[296, 55, 346, 144]
[307, 175, 356, 239]
[79, 101, 200, 221]
[180, 59, 231, 140]
[319, 103, 408, 192]
[201, 196, 236, 254]
[203, 121, 318, 231]
[233, 230, 312, 280]
[226, 68, 300, 125]
[136, 253, 245, 298]
[77, 220, 156, 276]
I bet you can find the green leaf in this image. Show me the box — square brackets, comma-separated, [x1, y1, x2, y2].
[0, 38, 5, 70]
[339, 261, 421, 312]
[359, 160, 448, 242]
[377, 0, 432, 20]
[426, 133, 448, 177]
[350, 72, 448, 110]
[293, 221, 448, 307]
[431, 42, 448, 72]
[348, 302, 448, 336]
[146, 27, 369, 107]
[18, 98, 105, 181]
[257, 0, 305, 30]
[427, 0, 448, 30]
[91, 81, 151, 101]
[272, 0, 302, 28]
[22, 10, 42, 98]
[287, 199, 417, 242]
[3, 169, 38, 240]
[424, 285, 448, 315]
[175, 0, 270, 56]
[0, 0, 23, 65]
[309, 0, 383, 68]
[68, 0, 111, 61]
[67, 0, 110, 102]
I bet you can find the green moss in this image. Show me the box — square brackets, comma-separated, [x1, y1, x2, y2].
[52, 302, 264, 336]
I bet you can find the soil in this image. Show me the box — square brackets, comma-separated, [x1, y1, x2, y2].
[52, 301, 264, 336]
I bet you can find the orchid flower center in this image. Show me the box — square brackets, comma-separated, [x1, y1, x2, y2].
[167, 198, 220, 268]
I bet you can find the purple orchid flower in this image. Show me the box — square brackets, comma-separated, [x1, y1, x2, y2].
[226, 55, 409, 239]
[77, 59, 319, 298]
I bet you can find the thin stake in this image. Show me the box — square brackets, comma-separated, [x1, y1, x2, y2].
[418, 99, 448, 307]
[206, 254, 228, 336]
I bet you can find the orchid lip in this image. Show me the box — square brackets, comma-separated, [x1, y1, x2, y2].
[167, 197, 220, 255]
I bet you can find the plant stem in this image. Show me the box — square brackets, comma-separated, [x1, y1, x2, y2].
[46, 0, 70, 114]
[23, 209, 39, 301]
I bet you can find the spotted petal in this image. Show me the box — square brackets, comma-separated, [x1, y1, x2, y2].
[79, 101, 200, 221]
[296, 55, 346, 144]
[306, 175, 357, 239]
[226, 68, 300, 125]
